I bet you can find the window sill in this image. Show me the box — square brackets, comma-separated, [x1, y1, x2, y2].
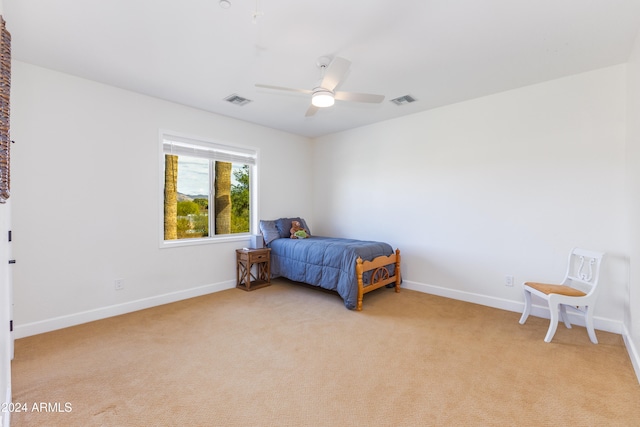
[160, 234, 251, 249]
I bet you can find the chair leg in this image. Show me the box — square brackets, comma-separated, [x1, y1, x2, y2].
[544, 303, 560, 343]
[519, 288, 532, 324]
[584, 306, 598, 344]
[559, 304, 572, 329]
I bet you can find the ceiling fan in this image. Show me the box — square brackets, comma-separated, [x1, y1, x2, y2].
[255, 56, 385, 117]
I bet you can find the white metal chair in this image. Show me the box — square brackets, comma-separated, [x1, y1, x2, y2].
[519, 248, 605, 344]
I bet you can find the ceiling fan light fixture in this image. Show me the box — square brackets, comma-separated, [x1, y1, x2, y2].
[219, 0, 231, 9]
[312, 90, 335, 108]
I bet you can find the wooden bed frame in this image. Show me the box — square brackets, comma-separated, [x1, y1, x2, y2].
[355, 249, 401, 311]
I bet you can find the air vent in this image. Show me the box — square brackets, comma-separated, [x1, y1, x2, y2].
[390, 94, 417, 106]
[224, 94, 252, 106]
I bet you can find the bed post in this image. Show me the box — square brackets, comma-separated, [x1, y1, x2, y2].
[355, 257, 364, 311]
[395, 249, 401, 293]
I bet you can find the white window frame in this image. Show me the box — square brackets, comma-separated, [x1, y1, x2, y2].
[159, 130, 258, 248]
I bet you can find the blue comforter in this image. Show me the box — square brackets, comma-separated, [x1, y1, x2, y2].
[269, 236, 394, 309]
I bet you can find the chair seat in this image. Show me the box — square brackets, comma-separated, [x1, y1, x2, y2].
[524, 282, 586, 297]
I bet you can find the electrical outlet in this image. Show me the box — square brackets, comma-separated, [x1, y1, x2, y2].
[505, 275, 514, 287]
[114, 278, 124, 290]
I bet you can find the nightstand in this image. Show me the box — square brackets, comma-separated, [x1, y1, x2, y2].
[236, 248, 271, 291]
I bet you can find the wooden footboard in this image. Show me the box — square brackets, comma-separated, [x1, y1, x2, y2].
[355, 249, 401, 311]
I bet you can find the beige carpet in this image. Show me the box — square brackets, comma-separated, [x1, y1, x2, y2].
[11, 279, 640, 426]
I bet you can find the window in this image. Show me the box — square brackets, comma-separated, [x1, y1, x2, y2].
[161, 133, 257, 245]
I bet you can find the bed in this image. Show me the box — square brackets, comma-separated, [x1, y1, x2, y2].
[260, 217, 401, 310]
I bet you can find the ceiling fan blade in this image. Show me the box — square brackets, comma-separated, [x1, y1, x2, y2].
[334, 91, 385, 103]
[305, 104, 319, 117]
[321, 57, 351, 91]
[255, 84, 312, 95]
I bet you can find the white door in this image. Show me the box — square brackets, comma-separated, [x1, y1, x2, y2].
[0, 201, 11, 427]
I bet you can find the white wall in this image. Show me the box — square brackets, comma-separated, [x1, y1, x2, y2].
[10, 61, 313, 336]
[7, 57, 635, 351]
[625, 27, 640, 378]
[313, 65, 629, 332]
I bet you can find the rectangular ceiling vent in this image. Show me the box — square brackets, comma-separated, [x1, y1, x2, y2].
[390, 94, 417, 106]
[224, 94, 252, 106]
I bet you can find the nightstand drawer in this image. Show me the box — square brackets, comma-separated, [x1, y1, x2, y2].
[250, 253, 269, 262]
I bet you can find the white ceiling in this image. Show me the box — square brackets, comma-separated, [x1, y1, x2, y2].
[4, 0, 640, 138]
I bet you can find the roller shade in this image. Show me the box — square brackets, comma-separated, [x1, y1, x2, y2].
[163, 135, 256, 165]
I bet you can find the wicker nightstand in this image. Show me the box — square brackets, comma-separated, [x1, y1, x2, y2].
[236, 248, 271, 291]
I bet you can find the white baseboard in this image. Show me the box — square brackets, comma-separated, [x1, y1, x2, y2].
[622, 325, 640, 385]
[402, 280, 625, 335]
[14, 280, 236, 339]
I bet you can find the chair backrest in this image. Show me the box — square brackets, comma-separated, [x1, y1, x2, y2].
[561, 247, 605, 296]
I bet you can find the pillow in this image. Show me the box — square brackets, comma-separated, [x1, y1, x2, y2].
[275, 217, 311, 238]
[259, 220, 281, 245]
